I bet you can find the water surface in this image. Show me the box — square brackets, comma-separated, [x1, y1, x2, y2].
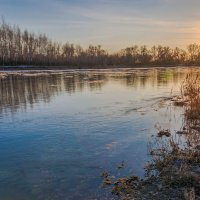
[0, 67, 193, 200]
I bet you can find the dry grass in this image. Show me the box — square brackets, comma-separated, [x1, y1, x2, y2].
[147, 136, 200, 186]
[182, 73, 200, 121]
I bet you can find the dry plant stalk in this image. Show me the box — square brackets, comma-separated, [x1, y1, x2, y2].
[182, 73, 200, 121]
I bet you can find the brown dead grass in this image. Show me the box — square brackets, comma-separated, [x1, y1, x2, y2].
[182, 73, 200, 121]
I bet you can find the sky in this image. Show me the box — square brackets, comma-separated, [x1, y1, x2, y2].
[0, 0, 200, 52]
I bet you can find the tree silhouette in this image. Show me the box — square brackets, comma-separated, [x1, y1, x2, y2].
[0, 20, 199, 68]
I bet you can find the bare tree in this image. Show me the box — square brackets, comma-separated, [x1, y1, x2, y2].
[0, 20, 199, 68]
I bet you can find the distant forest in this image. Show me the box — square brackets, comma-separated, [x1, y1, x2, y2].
[1, 20, 200, 67]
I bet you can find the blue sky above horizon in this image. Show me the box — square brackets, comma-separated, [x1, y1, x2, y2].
[1, 0, 200, 52]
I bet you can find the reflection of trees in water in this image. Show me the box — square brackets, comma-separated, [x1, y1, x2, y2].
[63, 73, 107, 93]
[0, 73, 108, 113]
[109, 68, 186, 88]
[0, 74, 62, 113]
[0, 69, 188, 114]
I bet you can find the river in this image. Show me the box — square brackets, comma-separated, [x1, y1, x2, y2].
[0, 67, 194, 200]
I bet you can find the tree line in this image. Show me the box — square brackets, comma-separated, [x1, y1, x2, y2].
[1, 20, 200, 67]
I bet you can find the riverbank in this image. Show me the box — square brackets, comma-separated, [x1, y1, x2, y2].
[104, 73, 200, 200]
[0, 64, 198, 71]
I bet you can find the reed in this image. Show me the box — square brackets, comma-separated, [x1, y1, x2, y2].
[182, 73, 200, 121]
